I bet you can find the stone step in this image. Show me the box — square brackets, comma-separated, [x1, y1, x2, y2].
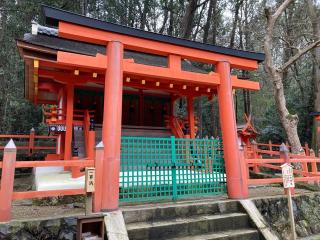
[167, 229, 260, 240]
[126, 213, 250, 240]
[123, 200, 240, 224]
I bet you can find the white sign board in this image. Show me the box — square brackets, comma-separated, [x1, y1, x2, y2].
[85, 167, 95, 193]
[281, 163, 295, 188]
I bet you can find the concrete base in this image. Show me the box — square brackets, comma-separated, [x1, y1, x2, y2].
[34, 167, 85, 191]
[104, 210, 129, 240]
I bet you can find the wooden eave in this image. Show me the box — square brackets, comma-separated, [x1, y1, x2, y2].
[17, 37, 260, 104]
[17, 40, 59, 103]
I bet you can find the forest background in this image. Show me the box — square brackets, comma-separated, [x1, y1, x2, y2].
[0, 0, 319, 150]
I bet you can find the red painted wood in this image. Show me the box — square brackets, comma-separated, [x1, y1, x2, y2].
[64, 83, 74, 161]
[0, 160, 94, 169]
[0, 143, 17, 222]
[187, 96, 195, 139]
[58, 21, 259, 70]
[217, 61, 248, 199]
[101, 41, 124, 211]
[93, 144, 104, 213]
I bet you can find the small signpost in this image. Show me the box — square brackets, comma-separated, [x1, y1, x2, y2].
[85, 167, 95, 215]
[281, 163, 296, 240]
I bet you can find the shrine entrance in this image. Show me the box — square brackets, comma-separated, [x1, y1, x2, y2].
[74, 88, 171, 128]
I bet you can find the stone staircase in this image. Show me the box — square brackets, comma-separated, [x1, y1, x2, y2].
[122, 200, 261, 240]
[73, 127, 86, 158]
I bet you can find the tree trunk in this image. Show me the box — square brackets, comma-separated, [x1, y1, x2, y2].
[167, 0, 174, 36]
[229, 0, 244, 48]
[263, 0, 304, 155]
[180, 0, 198, 39]
[192, 2, 206, 40]
[203, 0, 216, 43]
[140, 0, 150, 30]
[307, 0, 320, 152]
[210, 0, 219, 45]
[273, 71, 302, 153]
[159, 0, 169, 34]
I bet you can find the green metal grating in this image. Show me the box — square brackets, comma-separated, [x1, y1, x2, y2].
[120, 136, 226, 202]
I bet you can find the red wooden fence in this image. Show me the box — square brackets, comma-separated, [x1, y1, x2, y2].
[245, 141, 320, 186]
[0, 139, 102, 222]
[0, 129, 57, 155]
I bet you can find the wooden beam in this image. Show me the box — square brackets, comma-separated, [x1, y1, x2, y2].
[38, 81, 60, 93]
[123, 61, 220, 86]
[58, 21, 259, 70]
[57, 51, 107, 70]
[40, 56, 260, 90]
[123, 80, 209, 96]
[231, 76, 260, 90]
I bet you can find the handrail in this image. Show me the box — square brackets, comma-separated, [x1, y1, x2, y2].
[0, 138, 104, 222]
[245, 140, 320, 187]
[0, 131, 57, 155]
[44, 105, 95, 124]
[170, 116, 185, 138]
[0, 160, 94, 168]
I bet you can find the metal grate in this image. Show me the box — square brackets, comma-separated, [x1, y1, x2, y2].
[120, 136, 226, 202]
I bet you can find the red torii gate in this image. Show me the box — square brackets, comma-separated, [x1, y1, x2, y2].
[17, 5, 265, 212]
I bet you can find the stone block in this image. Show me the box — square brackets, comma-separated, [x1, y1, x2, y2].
[104, 210, 129, 240]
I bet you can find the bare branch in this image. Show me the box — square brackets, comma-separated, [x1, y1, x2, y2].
[281, 39, 320, 72]
[272, 0, 294, 21]
[197, 0, 210, 8]
[264, 0, 294, 75]
[278, 36, 299, 51]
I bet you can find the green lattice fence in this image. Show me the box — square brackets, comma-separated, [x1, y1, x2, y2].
[120, 136, 226, 202]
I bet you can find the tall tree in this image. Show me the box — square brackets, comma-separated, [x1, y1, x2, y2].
[139, 0, 151, 30]
[264, 0, 320, 153]
[307, 0, 320, 150]
[180, 0, 199, 38]
[203, 0, 217, 43]
[229, 0, 244, 48]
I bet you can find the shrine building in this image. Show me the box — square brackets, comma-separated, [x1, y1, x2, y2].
[16, 5, 265, 211]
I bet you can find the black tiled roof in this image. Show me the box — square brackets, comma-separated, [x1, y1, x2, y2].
[42, 5, 265, 63]
[22, 33, 207, 73]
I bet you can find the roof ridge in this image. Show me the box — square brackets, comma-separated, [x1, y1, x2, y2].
[41, 5, 265, 62]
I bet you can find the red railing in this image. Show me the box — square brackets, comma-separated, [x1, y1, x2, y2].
[43, 105, 94, 126]
[244, 141, 320, 186]
[170, 116, 185, 138]
[0, 129, 57, 156]
[0, 139, 102, 222]
[255, 140, 310, 155]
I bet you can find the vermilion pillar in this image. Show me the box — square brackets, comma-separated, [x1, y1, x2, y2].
[0, 140, 16, 222]
[217, 61, 248, 199]
[187, 96, 195, 138]
[101, 41, 124, 211]
[57, 87, 64, 156]
[64, 83, 74, 161]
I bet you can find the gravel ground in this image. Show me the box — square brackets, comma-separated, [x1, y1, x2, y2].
[12, 175, 86, 220]
[12, 202, 85, 220]
[249, 185, 313, 198]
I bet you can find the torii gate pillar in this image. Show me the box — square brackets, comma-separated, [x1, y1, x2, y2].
[217, 61, 248, 199]
[101, 41, 124, 210]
